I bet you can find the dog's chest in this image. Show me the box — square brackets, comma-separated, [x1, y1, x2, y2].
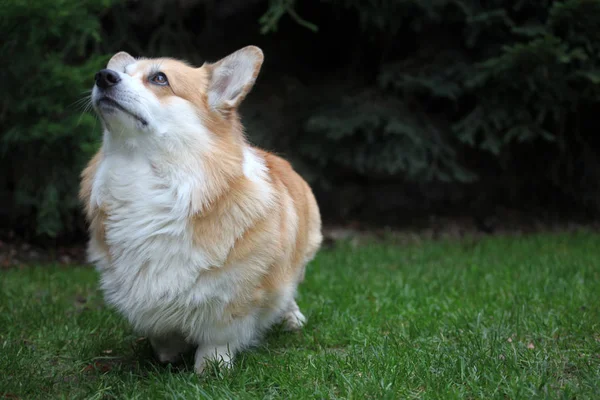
[94, 154, 190, 255]
[92, 155, 232, 315]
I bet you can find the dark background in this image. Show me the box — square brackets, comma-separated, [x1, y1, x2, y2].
[2, 0, 600, 247]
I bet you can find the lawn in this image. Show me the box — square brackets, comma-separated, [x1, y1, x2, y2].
[1, 231, 599, 399]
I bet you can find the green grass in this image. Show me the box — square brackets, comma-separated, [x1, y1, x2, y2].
[1, 232, 600, 399]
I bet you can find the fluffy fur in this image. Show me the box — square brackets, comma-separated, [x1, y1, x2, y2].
[79, 46, 322, 373]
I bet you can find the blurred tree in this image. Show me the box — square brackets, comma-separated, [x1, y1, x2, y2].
[0, 0, 115, 238]
[259, 0, 600, 220]
[1, 0, 599, 239]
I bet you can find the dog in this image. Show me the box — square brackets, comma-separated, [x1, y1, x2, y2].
[79, 46, 322, 373]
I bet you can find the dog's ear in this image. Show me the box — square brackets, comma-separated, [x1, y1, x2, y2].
[108, 51, 136, 72]
[205, 46, 264, 112]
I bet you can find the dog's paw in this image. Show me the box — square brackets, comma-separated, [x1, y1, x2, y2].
[282, 308, 306, 331]
[154, 350, 183, 365]
[194, 345, 234, 374]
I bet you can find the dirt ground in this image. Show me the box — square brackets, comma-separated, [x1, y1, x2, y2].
[2, 210, 598, 269]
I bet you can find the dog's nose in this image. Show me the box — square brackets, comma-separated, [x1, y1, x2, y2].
[95, 69, 121, 89]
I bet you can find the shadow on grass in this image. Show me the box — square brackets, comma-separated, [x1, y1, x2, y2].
[80, 319, 312, 378]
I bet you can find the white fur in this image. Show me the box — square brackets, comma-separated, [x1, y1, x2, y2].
[88, 58, 298, 373]
[281, 300, 306, 331]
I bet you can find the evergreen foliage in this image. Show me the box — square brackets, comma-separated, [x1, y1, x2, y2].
[1, 0, 114, 237]
[281, 0, 600, 197]
[2, 0, 599, 238]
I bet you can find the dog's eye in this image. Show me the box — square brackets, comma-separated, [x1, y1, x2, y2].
[149, 72, 168, 86]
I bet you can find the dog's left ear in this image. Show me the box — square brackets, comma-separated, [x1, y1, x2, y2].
[206, 46, 264, 112]
[108, 51, 135, 72]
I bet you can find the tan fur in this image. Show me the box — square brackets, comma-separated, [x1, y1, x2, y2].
[79, 150, 102, 220]
[80, 47, 323, 357]
[79, 151, 110, 258]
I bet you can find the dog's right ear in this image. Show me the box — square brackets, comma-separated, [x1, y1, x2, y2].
[108, 51, 136, 72]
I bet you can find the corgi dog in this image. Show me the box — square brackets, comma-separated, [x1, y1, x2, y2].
[79, 46, 322, 374]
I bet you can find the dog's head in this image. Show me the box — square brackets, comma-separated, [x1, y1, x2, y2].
[91, 46, 263, 143]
